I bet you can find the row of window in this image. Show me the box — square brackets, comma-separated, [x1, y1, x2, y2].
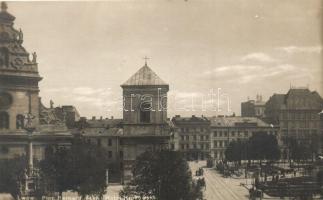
[281, 121, 319, 129]
[87, 138, 113, 147]
[281, 112, 318, 120]
[180, 143, 209, 150]
[180, 135, 209, 141]
[0, 112, 25, 129]
[213, 130, 249, 137]
[180, 127, 208, 133]
[213, 140, 229, 148]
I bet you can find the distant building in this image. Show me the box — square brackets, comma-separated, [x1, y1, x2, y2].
[71, 116, 124, 183]
[54, 105, 80, 128]
[241, 94, 266, 118]
[265, 88, 323, 156]
[171, 115, 211, 160]
[264, 94, 285, 125]
[208, 116, 279, 160]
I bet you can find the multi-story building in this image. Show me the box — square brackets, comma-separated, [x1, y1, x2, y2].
[241, 94, 266, 118]
[171, 115, 211, 160]
[208, 116, 279, 160]
[265, 88, 323, 156]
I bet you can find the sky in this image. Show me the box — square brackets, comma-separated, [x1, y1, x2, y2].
[8, 0, 323, 118]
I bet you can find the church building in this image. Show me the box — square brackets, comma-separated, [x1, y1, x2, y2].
[0, 2, 72, 161]
[120, 61, 170, 182]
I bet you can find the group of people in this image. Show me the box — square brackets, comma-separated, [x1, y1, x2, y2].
[195, 167, 206, 190]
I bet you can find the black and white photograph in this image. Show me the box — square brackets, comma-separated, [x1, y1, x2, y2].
[0, 1, 322, 199]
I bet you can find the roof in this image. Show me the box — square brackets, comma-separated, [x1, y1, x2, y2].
[79, 127, 123, 137]
[87, 118, 123, 128]
[267, 93, 286, 106]
[121, 64, 168, 87]
[208, 116, 270, 127]
[172, 115, 210, 125]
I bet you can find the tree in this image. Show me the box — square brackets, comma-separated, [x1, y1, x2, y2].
[120, 150, 203, 200]
[289, 138, 311, 162]
[39, 138, 109, 199]
[225, 140, 247, 163]
[0, 156, 26, 199]
[248, 132, 280, 161]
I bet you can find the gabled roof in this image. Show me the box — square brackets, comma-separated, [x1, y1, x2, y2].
[121, 64, 168, 87]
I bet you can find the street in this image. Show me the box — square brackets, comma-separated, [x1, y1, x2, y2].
[189, 161, 250, 200]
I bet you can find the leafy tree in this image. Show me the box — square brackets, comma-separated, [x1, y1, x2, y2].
[248, 132, 280, 161]
[120, 150, 203, 200]
[0, 156, 26, 199]
[225, 140, 247, 163]
[225, 132, 280, 163]
[289, 138, 311, 162]
[39, 138, 109, 199]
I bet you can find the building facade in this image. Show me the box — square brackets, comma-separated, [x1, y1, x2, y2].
[265, 88, 323, 157]
[171, 115, 211, 160]
[208, 116, 279, 160]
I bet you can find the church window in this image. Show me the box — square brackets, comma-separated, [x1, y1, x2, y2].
[108, 139, 112, 146]
[0, 112, 9, 129]
[140, 102, 151, 123]
[16, 114, 24, 129]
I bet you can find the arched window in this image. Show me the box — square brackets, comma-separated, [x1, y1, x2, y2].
[140, 102, 151, 123]
[16, 114, 24, 129]
[0, 112, 9, 129]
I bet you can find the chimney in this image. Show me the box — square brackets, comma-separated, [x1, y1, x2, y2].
[111, 116, 114, 119]
[100, 116, 103, 120]
[92, 116, 96, 120]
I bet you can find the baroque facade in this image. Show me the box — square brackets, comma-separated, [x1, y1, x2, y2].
[0, 2, 72, 161]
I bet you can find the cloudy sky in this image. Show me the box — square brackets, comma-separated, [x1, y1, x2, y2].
[9, 0, 322, 118]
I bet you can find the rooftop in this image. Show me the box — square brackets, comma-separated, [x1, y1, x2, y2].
[208, 116, 271, 127]
[121, 63, 168, 87]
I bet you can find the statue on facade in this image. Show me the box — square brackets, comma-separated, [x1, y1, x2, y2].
[32, 52, 37, 63]
[18, 28, 23, 43]
[50, 99, 54, 109]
